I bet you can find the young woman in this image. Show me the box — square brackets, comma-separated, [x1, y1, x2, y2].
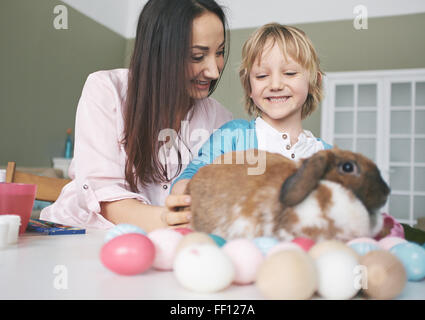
[41, 0, 232, 231]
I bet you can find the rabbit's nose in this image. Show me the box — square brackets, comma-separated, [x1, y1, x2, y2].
[381, 178, 391, 197]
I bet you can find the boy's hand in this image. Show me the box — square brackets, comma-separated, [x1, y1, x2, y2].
[170, 179, 190, 195]
[162, 194, 191, 226]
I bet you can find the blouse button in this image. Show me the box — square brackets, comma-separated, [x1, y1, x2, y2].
[163, 185, 168, 190]
[282, 134, 288, 140]
[83, 184, 88, 190]
[286, 145, 291, 150]
[291, 153, 295, 159]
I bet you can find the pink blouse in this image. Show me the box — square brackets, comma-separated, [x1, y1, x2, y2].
[40, 69, 233, 229]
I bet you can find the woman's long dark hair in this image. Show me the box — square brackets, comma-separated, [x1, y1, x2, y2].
[124, 0, 229, 192]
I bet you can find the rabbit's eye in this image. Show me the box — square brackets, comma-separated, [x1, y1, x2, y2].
[339, 161, 358, 174]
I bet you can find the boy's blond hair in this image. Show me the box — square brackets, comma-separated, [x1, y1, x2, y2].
[239, 23, 323, 119]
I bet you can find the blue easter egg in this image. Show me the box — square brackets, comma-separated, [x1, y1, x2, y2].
[348, 242, 380, 256]
[208, 234, 227, 247]
[104, 224, 147, 243]
[253, 237, 279, 255]
[390, 242, 425, 281]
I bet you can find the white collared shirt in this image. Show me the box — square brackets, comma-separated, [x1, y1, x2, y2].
[255, 117, 324, 161]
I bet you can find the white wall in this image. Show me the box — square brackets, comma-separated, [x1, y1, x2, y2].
[62, 0, 425, 38]
[220, 0, 425, 29]
[61, 0, 147, 37]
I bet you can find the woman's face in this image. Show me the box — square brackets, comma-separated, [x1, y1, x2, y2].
[187, 12, 225, 100]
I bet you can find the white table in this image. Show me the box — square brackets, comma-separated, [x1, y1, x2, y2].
[0, 229, 424, 300]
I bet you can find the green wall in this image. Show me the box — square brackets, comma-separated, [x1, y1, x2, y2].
[1, 2, 425, 167]
[0, 0, 127, 167]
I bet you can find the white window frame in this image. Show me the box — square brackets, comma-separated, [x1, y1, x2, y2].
[321, 68, 425, 226]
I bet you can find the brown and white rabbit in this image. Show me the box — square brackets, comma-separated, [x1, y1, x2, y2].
[185, 148, 390, 242]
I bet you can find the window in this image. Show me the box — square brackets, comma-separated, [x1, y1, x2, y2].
[321, 69, 425, 226]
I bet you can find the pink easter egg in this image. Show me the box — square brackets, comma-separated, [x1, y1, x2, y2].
[222, 239, 265, 285]
[267, 241, 304, 257]
[347, 237, 379, 246]
[378, 236, 408, 250]
[173, 227, 193, 236]
[292, 237, 316, 251]
[100, 233, 155, 275]
[148, 228, 184, 270]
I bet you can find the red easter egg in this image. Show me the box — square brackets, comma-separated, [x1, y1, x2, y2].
[173, 227, 194, 236]
[100, 233, 155, 275]
[292, 237, 316, 252]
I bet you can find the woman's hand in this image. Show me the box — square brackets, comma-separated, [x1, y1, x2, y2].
[162, 194, 192, 228]
[100, 179, 192, 231]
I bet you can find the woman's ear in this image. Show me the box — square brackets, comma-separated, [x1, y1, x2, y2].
[279, 150, 332, 207]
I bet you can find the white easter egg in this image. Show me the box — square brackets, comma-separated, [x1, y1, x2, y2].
[173, 244, 235, 293]
[316, 251, 360, 299]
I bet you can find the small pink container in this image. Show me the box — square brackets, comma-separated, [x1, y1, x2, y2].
[0, 183, 37, 234]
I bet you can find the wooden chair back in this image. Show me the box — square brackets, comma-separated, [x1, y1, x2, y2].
[5, 162, 71, 202]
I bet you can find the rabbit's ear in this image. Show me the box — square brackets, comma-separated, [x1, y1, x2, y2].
[279, 150, 333, 206]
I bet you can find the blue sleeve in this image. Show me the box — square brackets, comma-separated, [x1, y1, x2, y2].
[170, 119, 249, 191]
[317, 138, 333, 150]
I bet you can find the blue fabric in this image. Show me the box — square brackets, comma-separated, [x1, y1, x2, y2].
[33, 200, 52, 210]
[172, 119, 256, 188]
[317, 138, 333, 150]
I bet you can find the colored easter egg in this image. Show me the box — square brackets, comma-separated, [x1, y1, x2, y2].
[104, 224, 146, 243]
[222, 239, 264, 285]
[253, 237, 279, 255]
[360, 250, 406, 299]
[147, 228, 184, 271]
[390, 242, 425, 281]
[100, 233, 155, 275]
[174, 244, 235, 293]
[316, 251, 360, 299]
[173, 227, 193, 235]
[292, 237, 316, 251]
[208, 233, 227, 247]
[176, 232, 216, 254]
[256, 250, 317, 300]
[348, 242, 380, 256]
[309, 240, 359, 260]
[378, 236, 407, 251]
[347, 237, 379, 246]
[266, 242, 304, 257]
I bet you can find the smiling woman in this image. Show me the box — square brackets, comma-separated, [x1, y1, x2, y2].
[40, 0, 233, 231]
[188, 12, 226, 99]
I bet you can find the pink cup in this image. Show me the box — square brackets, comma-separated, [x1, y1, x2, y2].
[0, 183, 37, 234]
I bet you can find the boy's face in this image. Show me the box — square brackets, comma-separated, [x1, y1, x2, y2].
[249, 40, 310, 129]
